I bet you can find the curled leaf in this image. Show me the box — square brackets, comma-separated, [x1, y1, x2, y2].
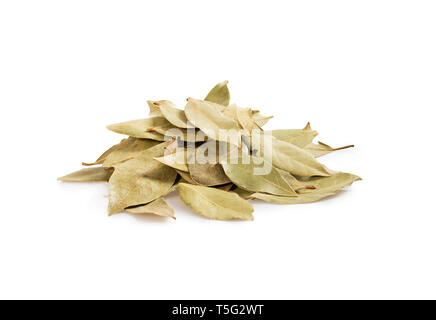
[147, 100, 163, 117]
[204, 80, 230, 106]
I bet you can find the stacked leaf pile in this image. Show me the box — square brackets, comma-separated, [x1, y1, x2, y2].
[58, 81, 360, 220]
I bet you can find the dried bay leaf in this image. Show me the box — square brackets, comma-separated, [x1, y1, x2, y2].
[252, 112, 273, 128]
[147, 125, 207, 142]
[60, 81, 359, 221]
[222, 156, 298, 196]
[82, 138, 127, 166]
[187, 141, 231, 186]
[147, 100, 190, 128]
[58, 167, 114, 182]
[109, 140, 172, 164]
[204, 80, 230, 106]
[185, 98, 241, 143]
[249, 172, 361, 204]
[108, 142, 177, 215]
[126, 198, 175, 219]
[101, 137, 160, 166]
[188, 161, 230, 186]
[108, 161, 176, 215]
[178, 183, 254, 220]
[107, 118, 169, 140]
[304, 141, 354, 158]
[251, 135, 331, 177]
[155, 150, 189, 172]
[269, 128, 318, 148]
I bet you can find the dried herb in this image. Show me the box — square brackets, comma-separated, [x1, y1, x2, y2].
[59, 81, 360, 220]
[178, 183, 254, 220]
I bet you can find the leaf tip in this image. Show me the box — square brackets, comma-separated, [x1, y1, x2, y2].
[303, 122, 312, 130]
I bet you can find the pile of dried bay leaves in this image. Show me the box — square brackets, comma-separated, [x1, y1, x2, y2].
[58, 81, 360, 220]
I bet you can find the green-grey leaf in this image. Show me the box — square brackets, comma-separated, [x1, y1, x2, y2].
[249, 172, 361, 204]
[58, 167, 114, 182]
[100, 137, 161, 166]
[148, 125, 207, 142]
[154, 150, 189, 172]
[108, 142, 177, 215]
[188, 161, 230, 186]
[106, 117, 169, 140]
[147, 100, 190, 128]
[178, 183, 254, 220]
[125, 198, 175, 219]
[251, 135, 331, 177]
[269, 128, 318, 148]
[185, 98, 241, 143]
[204, 80, 230, 106]
[252, 112, 273, 128]
[222, 156, 298, 196]
[187, 141, 231, 186]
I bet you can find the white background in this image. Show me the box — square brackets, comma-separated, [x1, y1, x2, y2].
[1, 0, 435, 299]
